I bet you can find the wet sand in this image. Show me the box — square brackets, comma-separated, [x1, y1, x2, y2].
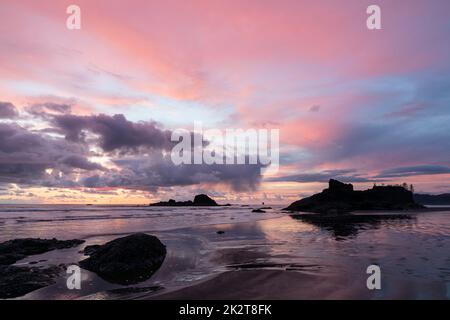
[151, 269, 366, 300]
[151, 267, 448, 300]
[149, 210, 450, 300]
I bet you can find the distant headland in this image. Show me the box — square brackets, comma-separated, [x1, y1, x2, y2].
[414, 193, 450, 205]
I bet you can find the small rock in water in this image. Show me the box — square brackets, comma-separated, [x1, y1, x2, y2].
[217, 230, 225, 234]
[252, 209, 266, 213]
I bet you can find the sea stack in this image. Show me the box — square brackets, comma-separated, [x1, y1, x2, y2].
[193, 194, 218, 206]
[284, 179, 423, 214]
[149, 194, 219, 206]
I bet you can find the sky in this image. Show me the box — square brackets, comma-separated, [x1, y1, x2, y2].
[1, 0, 450, 204]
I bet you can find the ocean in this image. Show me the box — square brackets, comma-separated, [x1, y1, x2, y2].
[0, 205, 449, 299]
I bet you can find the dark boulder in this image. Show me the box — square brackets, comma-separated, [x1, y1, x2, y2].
[79, 233, 166, 285]
[252, 209, 266, 213]
[0, 238, 85, 265]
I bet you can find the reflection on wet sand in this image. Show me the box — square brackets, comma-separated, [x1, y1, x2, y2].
[156, 211, 450, 299]
[290, 213, 415, 240]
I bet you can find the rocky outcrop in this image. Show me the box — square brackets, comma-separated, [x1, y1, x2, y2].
[82, 244, 101, 256]
[79, 233, 166, 285]
[149, 194, 219, 206]
[0, 238, 85, 265]
[0, 264, 64, 299]
[284, 179, 423, 214]
[0, 237, 84, 298]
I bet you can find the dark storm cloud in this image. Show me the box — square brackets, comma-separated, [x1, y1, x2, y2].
[0, 163, 49, 184]
[0, 102, 18, 118]
[376, 165, 450, 178]
[52, 113, 174, 152]
[82, 155, 264, 192]
[267, 169, 376, 184]
[61, 155, 105, 171]
[0, 123, 42, 153]
[0, 123, 103, 185]
[0, 113, 263, 192]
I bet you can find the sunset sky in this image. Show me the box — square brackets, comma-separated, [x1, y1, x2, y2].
[1, 0, 450, 204]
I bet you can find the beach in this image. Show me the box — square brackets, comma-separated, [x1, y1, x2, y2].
[0, 205, 449, 300]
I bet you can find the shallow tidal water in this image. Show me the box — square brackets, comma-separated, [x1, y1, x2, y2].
[0, 204, 449, 299]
